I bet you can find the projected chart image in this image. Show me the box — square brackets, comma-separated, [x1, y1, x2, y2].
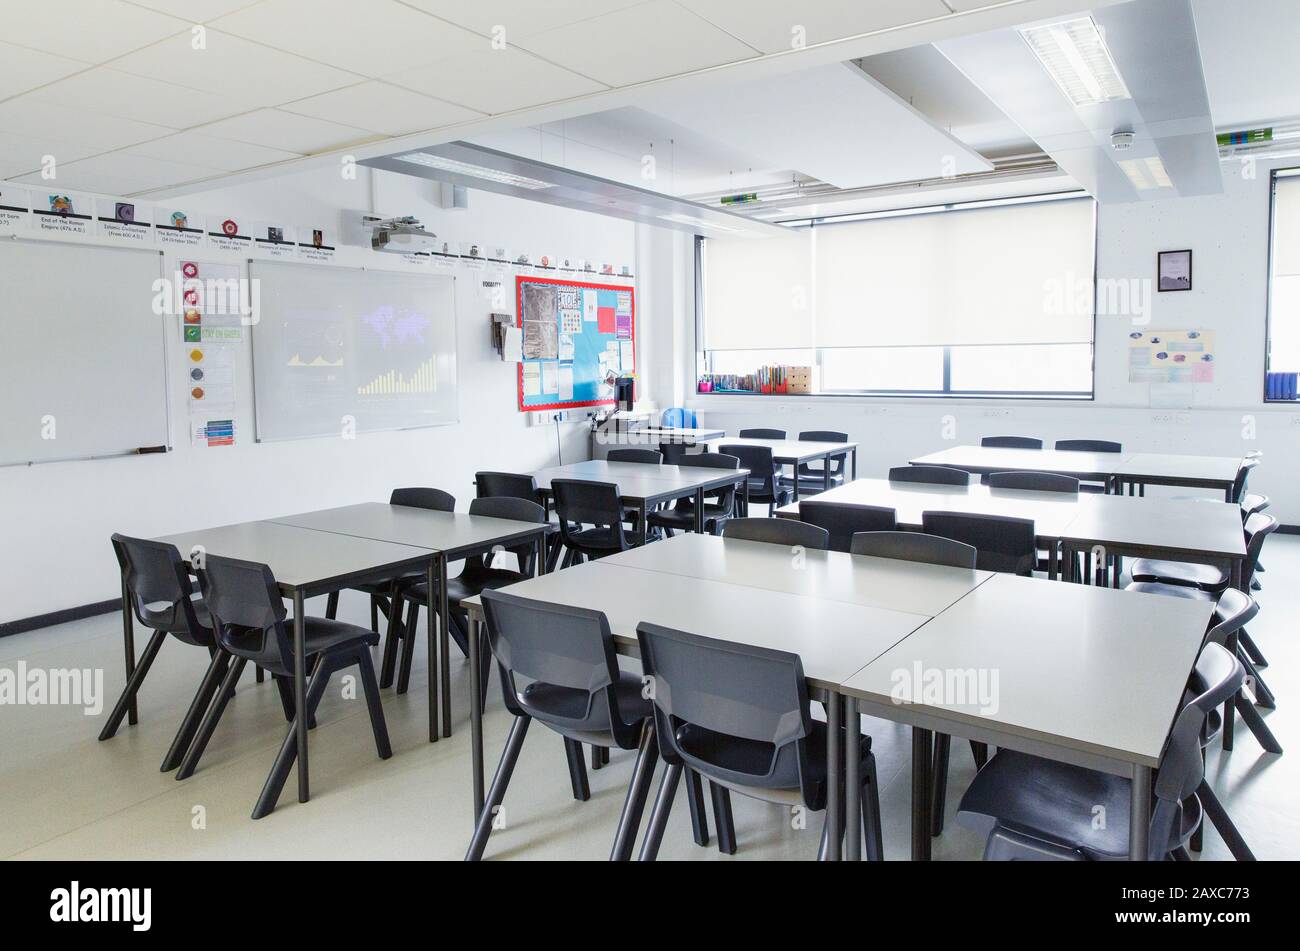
[251, 260, 458, 441]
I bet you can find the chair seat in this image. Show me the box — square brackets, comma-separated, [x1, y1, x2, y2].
[520, 670, 651, 743]
[1129, 559, 1228, 590]
[140, 592, 213, 645]
[224, 616, 378, 675]
[1125, 581, 1215, 602]
[745, 481, 792, 505]
[1078, 482, 1108, 494]
[781, 473, 846, 490]
[957, 749, 1196, 860]
[647, 507, 730, 531]
[404, 568, 526, 607]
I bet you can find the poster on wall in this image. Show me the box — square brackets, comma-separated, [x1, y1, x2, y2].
[1128, 329, 1215, 383]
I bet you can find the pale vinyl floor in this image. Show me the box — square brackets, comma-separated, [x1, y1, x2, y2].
[2, 539, 1297, 861]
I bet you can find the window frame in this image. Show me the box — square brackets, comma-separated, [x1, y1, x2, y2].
[1263, 166, 1300, 402]
[693, 191, 1098, 401]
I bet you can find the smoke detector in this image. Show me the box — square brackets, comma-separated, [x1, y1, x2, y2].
[364, 215, 438, 253]
[1110, 131, 1136, 151]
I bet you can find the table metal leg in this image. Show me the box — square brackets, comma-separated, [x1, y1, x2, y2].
[844, 695, 861, 861]
[911, 727, 933, 860]
[1047, 543, 1058, 581]
[121, 577, 138, 726]
[637, 501, 647, 547]
[469, 613, 484, 819]
[1130, 764, 1152, 860]
[293, 589, 309, 803]
[824, 454, 832, 493]
[439, 554, 451, 738]
[825, 690, 842, 861]
[426, 559, 439, 743]
[694, 488, 705, 534]
[852, 448, 858, 480]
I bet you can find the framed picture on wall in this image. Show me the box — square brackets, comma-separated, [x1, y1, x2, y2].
[1158, 249, 1193, 291]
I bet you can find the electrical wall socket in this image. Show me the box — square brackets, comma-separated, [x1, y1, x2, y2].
[1150, 412, 1175, 424]
[981, 408, 1012, 418]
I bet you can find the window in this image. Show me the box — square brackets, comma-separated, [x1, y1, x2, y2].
[1266, 168, 1300, 400]
[696, 194, 1097, 398]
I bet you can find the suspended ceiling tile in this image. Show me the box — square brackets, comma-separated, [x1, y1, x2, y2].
[21, 67, 256, 129]
[281, 81, 485, 136]
[387, 47, 607, 115]
[196, 108, 378, 154]
[0, 97, 175, 152]
[124, 129, 301, 170]
[0, 41, 91, 101]
[675, 0, 952, 54]
[404, 0, 649, 40]
[2, 0, 188, 63]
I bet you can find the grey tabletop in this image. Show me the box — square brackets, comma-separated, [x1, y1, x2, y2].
[462, 558, 931, 691]
[153, 520, 433, 595]
[705, 436, 858, 463]
[626, 427, 727, 441]
[1060, 494, 1247, 562]
[269, 502, 550, 557]
[910, 445, 1122, 480]
[602, 533, 994, 616]
[1113, 452, 1243, 487]
[529, 460, 748, 498]
[774, 478, 1083, 542]
[840, 574, 1215, 771]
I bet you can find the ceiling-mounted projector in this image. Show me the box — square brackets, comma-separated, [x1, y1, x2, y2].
[364, 215, 438, 253]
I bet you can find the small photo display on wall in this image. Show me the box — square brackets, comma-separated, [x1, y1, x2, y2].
[1158, 249, 1192, 291]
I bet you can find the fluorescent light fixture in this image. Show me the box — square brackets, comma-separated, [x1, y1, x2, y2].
[393, 152, 554, 190]
[1020, 17, 1131, 106]
[658, 212, 741, 234]
[1118, 156, 1173, 191]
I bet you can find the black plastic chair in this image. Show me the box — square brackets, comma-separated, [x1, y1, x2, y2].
[397, 496, 548, 700]
[475, 471, 542, 503]
[606, 448, 662, 464]
[987, 471, 1079, 494]
[632, 622, 883, 861]
[738, 428, 786, 439]
[956, 641, 1243, 860]
[466, 590, 652, 861]
[101, 534, 222, 773]
[921, 511, 1036, 576]
[724, 517, 830, 550]
[1229, 458, 1259, 504]
[798, 501, 896, 553]
[889, 465, 971, 486]
[721, 443, 791, 516]
[981, 436, 1042, 449]
[552, 479, 634, 567]
[1130, 513, 1277, 594]
[1055, 439, 1122, 453]
[849, 531, 977, 569]
[782, 430, 849, 496]
[181, 555, 390, 819]
[647, 452, 740, 537]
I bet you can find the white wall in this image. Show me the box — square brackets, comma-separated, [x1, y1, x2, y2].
[0, 165, 636, 623]
[687, 158, 1300, 521]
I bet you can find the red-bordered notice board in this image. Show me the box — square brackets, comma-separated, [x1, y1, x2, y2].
[516, 275, 635, 412]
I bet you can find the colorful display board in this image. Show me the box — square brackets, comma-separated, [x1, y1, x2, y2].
[1127, 329, 1216, 383]
[516, 276, 635, 412]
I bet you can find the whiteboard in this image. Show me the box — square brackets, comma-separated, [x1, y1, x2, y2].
[250, 260, 458, 441]
[0, 238, 169, 466]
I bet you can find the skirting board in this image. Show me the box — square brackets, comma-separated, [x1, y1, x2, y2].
[0, 599, 119, 639]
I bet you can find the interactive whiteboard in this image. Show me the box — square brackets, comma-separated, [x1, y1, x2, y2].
[250, 260, 458, 441]
[0, 238, 169, 466]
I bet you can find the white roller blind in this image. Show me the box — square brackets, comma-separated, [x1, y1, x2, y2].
[1273, 173, 1300, 277]
[702, 231, 814, 350]
[813, 197, 1095, 348]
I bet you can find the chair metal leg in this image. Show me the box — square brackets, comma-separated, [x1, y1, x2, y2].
[325, 591, 339, 619]
[1238, 630, 1267, 668]
[1235, 694, 1283, 753]
[684, 769, 709, 847]
[1198, 779, 1255, 861]
[175, 657, 248, 780]
[863, 753, 884, 861]
[379, 591, 404, 689]
[590, 743, 603, 771]
[251, 654, 335, 820]
[637, 763, 683, 861]
[356, 649, 392, 760]
[1239, 652, 1276, 709]
[397, 602, 419, 695]
[969, 740, 988, 769]
[254, 667, 264, 683]
[930, 733, 951, 837]
[159, 648, 230, 772]
[564, 738, 591, 801]
[465, 715, 531, 861]
[98, 629, 168, 741]
[711, 782, 737, 855]
[369, 595, 380, 634]
[610, 724, 659, 861]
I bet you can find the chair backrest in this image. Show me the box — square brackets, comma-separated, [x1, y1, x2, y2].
[724, 517, 829, 550]
[390, 487, 455, 511]
[1204, 588, 1258, 649]
[661, 407, 697, 429]
[1054, 439, 1122, 453]
[550, 479, 628, 550]
[466, 496, 546, 576]
[197, 554, 290, 669]
[475, 471, 540, 503]
[1242, 512, 1278, 587]
[1231, 458, 1259, 503]
[1149, 642, 1243, 858]
[981, 436, 1042, 449]
[606, 448, 662, 464]
[677, 452, 740, 511]
[636, 621, 815, 797]
[798, 501, 896, 553]
[110, 533, 207, 638]
[850, 531, 977, 569]
[480, 588, 640, 747]
[889, 465, 971, 487]
[680, 452, 739, 471]
[921, 511, 1036, 575]
[798, 431, 849, 476]
[720, 444, 779, 494]
[739, 428, 786, 440]
[987, 471, 1080, 494]
[1240, 493, 1269, 517]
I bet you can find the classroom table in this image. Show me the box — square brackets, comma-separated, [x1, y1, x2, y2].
[528, 460, 750, 541]
[460, 535, 990, 859]
[150, 520, 435, 805]
[839, 573, 1216, 861]
[268, 503, 553, 739]
[909, 445, 1122, 484]
[702, 436, 860, 500]
[600, 426, 726, 448]
[1113, 453, 1243, 501]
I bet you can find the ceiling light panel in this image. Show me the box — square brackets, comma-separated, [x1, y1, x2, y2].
[1019, 17, 1131, 106]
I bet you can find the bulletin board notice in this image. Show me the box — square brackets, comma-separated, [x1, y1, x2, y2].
[516, 275, 635, 412]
